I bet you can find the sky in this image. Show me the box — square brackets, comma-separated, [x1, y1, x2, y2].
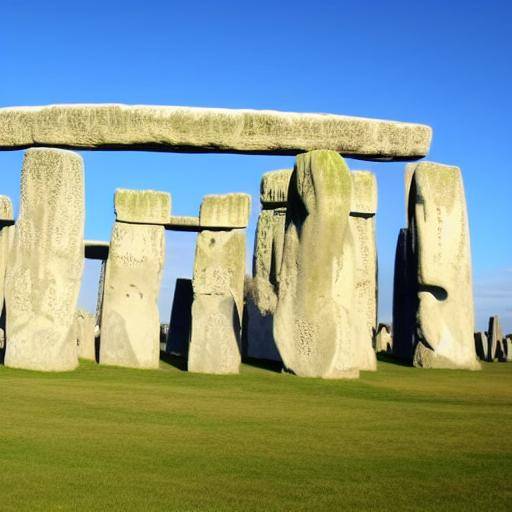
[0, 0, 511, 332]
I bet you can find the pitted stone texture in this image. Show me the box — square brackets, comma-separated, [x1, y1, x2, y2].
[74, 310, 96, 361]
[410, 162, 479, 370]
[199, 193, 251, 228]
[188, 229, 246, 374]
[0, 195, 14, 221]
[100, 221, 165, 369]
[5, 148, 84, 371]
[0, 104, 433, 160]
[274, 150, 359, 379]
[260, 169, 293, 205]
[115, 188, 171, 224]
[349, 171, 377, 371]
[375, 324, 393, 354]
[350, 171, 378, 215]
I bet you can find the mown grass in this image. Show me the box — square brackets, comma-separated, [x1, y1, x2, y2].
[0, 358, 510, 511]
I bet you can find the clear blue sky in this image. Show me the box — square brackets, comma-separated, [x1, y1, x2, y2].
[1, 0, 511, 332]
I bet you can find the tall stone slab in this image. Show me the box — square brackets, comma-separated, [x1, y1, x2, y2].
[188, 194, 250, 374]
[100, 189, 169, 369]
[5, 148, 84, 371]
[410, 162, 479, 370]
[0, 196, 14, 356]
[487, 315, 504, 362]
[474, 332, 488, 361]
[246, 169, 292, 361]
[274, 150, 359, 379]
[375, 324, 393, 354]
[165, 278, 193, 356]
[349, 171, 378, 371]
[392, 228, 416, 361]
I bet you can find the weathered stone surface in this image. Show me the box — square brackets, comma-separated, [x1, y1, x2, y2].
[474, 332, 488, 361]
[166, 278, 193, 356]
[505, 335, 512, 362]
[115, 188, 171, 224]
[199, 193, 251, 228]
[274, 150, 358, 379]
[0, 196, 14, 357]
[260, 169, 293, 205]
[375, 323, 393, 353]
[167, 215, 200, 231]
[247, 170, 292, 362]
[349, 171, 377, 371]
[188, 228, 246, 374]
[350, 170, 378, 215]
[5, 148, 84, 371]
[0, 104, 433, 160]
[487, 316, 504, 362]
[74, 310, 96, 361]
[100, 190, 167, 369]
[410, 162, 479, 370]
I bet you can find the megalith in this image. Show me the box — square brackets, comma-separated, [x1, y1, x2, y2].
[165, 278, 193, 356]
[246, 169, 292, 362]
[274, 150, 358, 379]
[74, 310, 96, 361]
[474, 332, 488, 361]
[349, 171, 378, 371]
[188, 193, 250, 374]
[5, 148, 84, 371]
[375, 323, 393, 354]
[487, 315, 504, 362]
[100, 189, 169, 369]
[0, 196, 14, 355]
[409, 162, 479, 370]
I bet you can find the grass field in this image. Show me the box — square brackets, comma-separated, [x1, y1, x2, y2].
[0, 357, 510, 511]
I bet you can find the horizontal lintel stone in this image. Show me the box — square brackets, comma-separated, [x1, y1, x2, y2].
[0, 104, 432, 161]
[114, 188, 171, 224]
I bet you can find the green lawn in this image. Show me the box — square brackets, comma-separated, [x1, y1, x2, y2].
[0, 358, 510, 511]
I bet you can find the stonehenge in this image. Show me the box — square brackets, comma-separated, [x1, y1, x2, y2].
[188, 194, 250, 374]
[393, 162, 480, 370]
[4, 148, 84, 371]
[100, 189, 169, 369]
[274, 150, 359, 379]
[246, 169, 292, 361]
[1, 101, 502, 379]
[0, 104, 432, 160]
[349, 171, 378, 371]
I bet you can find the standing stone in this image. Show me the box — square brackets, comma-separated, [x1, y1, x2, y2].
[246, 169, 292, 361]
[504, 335, 512, 362]
[100, 189, 169, 369]
[274, 150, 358, 379]
[74, 310, 96, 361]
[0, 196, 14, 357]
[5, 148, 84, 371]
[474, 332, 488, 361]
[409, 162, 479, 370]
[166, 278, 193, 356]
[487, 315, 504, 362]
[188, 194, 250, 374]
[392, 228, 416, 361]
[375, 323, 393, 354]
[349, 171, 378, 371]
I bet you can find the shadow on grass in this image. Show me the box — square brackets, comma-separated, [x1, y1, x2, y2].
[160, 351, 188, 371]
[243, 356, 284, 374]
[377, 352, 412, 367]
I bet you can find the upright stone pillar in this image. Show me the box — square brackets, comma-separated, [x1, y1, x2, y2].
[349, 171, 378, 371]
[74, 309, 96, 361]
[5, 148, 84, 371]
[0, 196, 14, 357]
[487, 315, 504, 362]
[409, 162, 479, 369]
[274, 150, 359, 379]
[165, 278, 193, 356]
[246, 169, 292, 361]
[188, 193, 251, 374]
[100, 189, 170, 369]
